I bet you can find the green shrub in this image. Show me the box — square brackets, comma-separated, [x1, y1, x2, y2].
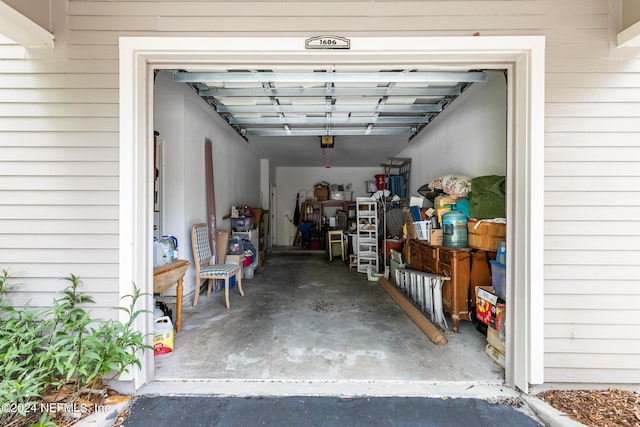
[0, 270, 151, 425]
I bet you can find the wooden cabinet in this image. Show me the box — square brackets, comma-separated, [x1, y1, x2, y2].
[408, 239, 438, 274]
[406, 239, 471, 332]
[438, 247, 471, 332]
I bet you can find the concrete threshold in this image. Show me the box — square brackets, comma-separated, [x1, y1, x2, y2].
[140, 378, 517, 399]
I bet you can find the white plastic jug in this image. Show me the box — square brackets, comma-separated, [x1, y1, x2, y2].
[153, 316, 174, 356]
[153, 238, 165, 266]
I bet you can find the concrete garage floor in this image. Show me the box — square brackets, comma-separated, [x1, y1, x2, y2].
[154, 250, 504, 386]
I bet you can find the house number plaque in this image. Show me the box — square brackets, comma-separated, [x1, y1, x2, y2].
[305, 36, 350, 49]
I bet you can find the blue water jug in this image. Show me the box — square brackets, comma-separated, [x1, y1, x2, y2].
[442, 206, 468, 248]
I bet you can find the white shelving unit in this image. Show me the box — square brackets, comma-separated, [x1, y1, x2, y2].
[356, 197, 379, 274]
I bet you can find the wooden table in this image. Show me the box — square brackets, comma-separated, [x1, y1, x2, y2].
[153, 259, 190, 333]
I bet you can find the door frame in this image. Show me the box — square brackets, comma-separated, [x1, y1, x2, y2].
[118, 35, 545, 392]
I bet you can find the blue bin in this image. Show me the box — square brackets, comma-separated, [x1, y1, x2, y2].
[490, 260, 506, 301]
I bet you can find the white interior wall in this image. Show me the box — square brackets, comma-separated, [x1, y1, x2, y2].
[153, 72, 261, 296]
[274, 166, 380, 246]
[397, 72, 508, 198]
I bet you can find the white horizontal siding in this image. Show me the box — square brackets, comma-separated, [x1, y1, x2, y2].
[545, 295, 640, 310]
[0, 220, 118, 234]
[0, 147, 117, 162]
[546, 339, 640, 354]
[546, 132, 640, 147]
[546, 280, 640, 295]
[544, 368, 640, 383]
[0, 233, 118, 248]
[0, 205, 118, 220]
[544, 251, 640, 266]
[545, 309, 640, 325]
[0, 132, 117, 147]
[0, 190, 118, 204]
[0, 0, 636, 382]
[545, 323, 640, 339]
[67, 1, 609, 16]
[547, 103, 640, 117]
[546, 146, 640, 161]
[0, 89, 118, 103]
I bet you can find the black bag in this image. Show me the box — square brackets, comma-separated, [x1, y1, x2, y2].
[293, 193, 301, 226]
[155, 301, 173, 323]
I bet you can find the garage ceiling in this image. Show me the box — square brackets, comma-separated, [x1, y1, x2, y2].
[169, 69, 488, 167]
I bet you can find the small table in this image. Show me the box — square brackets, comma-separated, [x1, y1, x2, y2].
[153, 259, 190, 333]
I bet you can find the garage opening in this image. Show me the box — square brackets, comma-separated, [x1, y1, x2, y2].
[151, 67, 506, 381]
[119, 36, 544, 393]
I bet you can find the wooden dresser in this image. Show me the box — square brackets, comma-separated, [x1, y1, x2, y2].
[407, 239, 471, 332]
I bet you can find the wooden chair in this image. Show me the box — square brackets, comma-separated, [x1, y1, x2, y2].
[191, 223, 243, 308]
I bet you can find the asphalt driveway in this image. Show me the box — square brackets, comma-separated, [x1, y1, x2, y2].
[121, 395, 544, 426]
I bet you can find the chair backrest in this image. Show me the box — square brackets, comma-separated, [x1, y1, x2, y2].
[191, 223, 212, 267]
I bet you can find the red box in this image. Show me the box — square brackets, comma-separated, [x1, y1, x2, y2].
[475, 286, 506, 331]
[491, 303, 505, 332]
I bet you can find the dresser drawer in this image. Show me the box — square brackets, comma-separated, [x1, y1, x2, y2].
[439, 248, 453, 266]
[438, 262, 452, 279]
[408, 239, 421, 270]
[422, 245, 439, 274]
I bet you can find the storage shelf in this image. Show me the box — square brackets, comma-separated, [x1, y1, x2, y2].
[355, 197, 379, 274]
[380, 157, 411, 200]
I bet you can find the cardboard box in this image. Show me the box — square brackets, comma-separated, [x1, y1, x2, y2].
[225, 254, 244, 265]
[475, 285, 506, 329]
[428, 229, 443, 245]
[404, 208, 417, 239]
[486, 343, 505, 368]
[487, 326, 505, 354]
[491, 303, 505, 332]
[468, 219, 506, 251]
[314, 186, 329, 201]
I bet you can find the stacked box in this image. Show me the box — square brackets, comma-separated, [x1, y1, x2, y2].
[314, 186, 329, 201]
[487, 326, 505, 354]
[475, 286, 506, 329]
[467, 219, 506, 251]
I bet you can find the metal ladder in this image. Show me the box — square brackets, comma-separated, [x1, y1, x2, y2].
[394, 268, 450, 331]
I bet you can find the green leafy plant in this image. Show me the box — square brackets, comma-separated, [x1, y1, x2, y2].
[0, 270, 151, 426]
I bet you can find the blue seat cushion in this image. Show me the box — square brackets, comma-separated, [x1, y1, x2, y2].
[201, 264, 240, 276]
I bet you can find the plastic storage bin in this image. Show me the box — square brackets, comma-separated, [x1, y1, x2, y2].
[413, 221, 428, 240]
[231, 217, 253, 232]
[490, 260, 506, 301]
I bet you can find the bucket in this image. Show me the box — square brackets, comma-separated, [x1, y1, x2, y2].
[244, 264, 255, 279]
[153, 316, 174, 357]
[442, 208, 468, 248]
